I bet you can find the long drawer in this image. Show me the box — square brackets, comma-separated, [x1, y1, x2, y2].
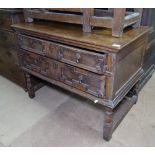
[19, 50, 106, 98]
[18, 34, 107, 74]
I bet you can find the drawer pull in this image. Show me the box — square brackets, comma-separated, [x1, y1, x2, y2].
[76, 53, 81, 63]
[79, 75, 83, 83]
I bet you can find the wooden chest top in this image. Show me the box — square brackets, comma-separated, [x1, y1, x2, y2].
[12, 22, 149, 53]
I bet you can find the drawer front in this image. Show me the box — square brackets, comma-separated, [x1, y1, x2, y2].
[19, 34, 47, 56]
[20, 52, 50, 77]
[60, 65, 105, 97]
[19, 35, 107, 74]
[48, 42, 107, 74]
[20, 51, 106, 98]
[0, 14, 12, 30]
[0, 30, 17, 48]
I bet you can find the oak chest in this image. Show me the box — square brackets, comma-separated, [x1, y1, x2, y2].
[0, 9, 26, 88]
[12, 22, 149, 141]
[13, 22, 149, 108]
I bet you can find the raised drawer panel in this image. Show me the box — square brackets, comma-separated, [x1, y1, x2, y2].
[20, 51, 106, 98]
[20, 52, 50, 77]
[48, 60, 63, 81]
[61, 65, 105, 97]
[19, 35, 47, 55]
[48, 42, 107, 74]
[19, 34, 107, 74]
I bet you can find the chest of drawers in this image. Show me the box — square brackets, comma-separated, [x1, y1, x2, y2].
[12, 22, 149, 141]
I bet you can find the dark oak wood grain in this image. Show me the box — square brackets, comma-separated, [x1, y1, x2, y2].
[12, 12, 150, 141]
[12, 22, 149, 108]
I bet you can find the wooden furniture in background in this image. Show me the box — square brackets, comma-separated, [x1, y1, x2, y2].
[23, 8, 143, 37]
[0, 9, 27, 88]
[136, 8, 155, 92]
[12, 21, 149, 140]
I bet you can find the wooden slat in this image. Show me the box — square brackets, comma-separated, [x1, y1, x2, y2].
[133, 8, 143, 27]
[91, 16, 113, 28]
[94, 9, 113, 17]
[47, 8, 83, 13]
[27, 10, 83, 25]
[124, 12, 141, 28]
[82, 8, 94, 32]
[23, 8, 143, 37]
[112, 95, 137, 131]
[112, 8, 126, 37]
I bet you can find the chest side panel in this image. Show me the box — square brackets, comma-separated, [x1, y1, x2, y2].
[112, 35, 147, 98]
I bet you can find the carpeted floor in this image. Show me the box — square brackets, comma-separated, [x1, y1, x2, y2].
[0, 73, 155, 147]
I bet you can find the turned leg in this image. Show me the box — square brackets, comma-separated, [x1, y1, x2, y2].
[25, 73, 35, 98]
[103, 107, 114, 141]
